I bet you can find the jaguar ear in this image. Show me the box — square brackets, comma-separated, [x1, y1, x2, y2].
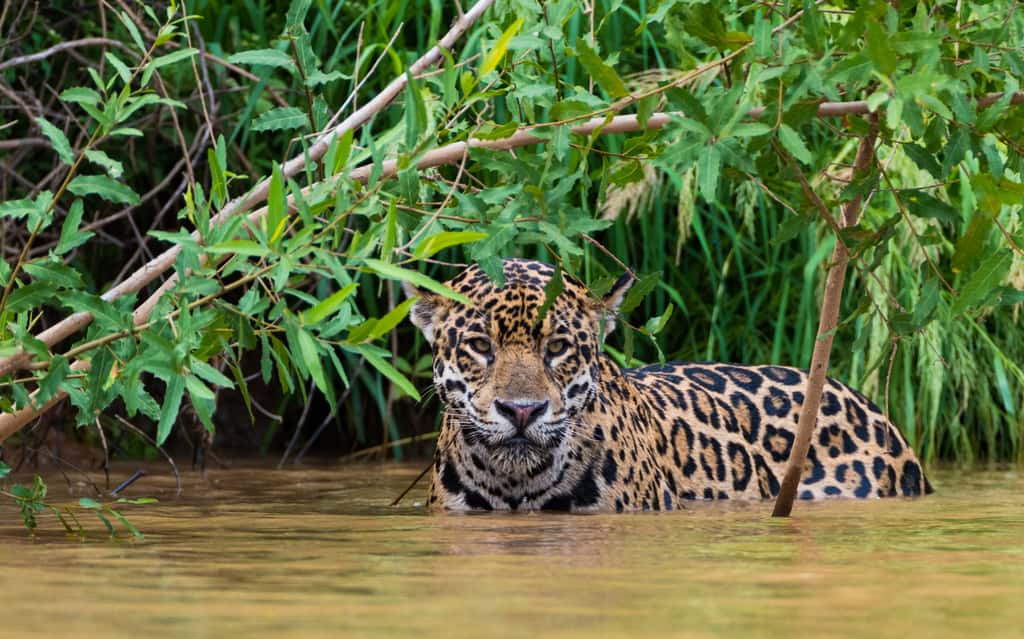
[596, 272, 635, 335]
[403, 280, 445, 345]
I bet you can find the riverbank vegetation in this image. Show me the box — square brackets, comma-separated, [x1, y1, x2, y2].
[1, 0, 1022, 501]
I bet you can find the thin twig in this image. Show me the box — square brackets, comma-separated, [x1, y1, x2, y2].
[114, 415, 183, 497]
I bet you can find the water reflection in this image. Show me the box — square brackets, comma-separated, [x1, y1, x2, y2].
[1, 464, 1021, 639]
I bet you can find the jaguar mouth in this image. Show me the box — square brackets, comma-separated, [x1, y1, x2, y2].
[489, 435, 550, 474]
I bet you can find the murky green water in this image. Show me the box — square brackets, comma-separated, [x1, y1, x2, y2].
[2, 464, 1022, 638]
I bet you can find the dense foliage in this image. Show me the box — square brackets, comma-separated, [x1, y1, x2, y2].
[1, 0, 1022, 478]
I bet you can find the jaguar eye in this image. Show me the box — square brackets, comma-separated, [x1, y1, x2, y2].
[467, 337, 493, 356]
[545, 339, 569, 357]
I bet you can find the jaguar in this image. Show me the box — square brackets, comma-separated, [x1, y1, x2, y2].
[405, 258, 931, 512]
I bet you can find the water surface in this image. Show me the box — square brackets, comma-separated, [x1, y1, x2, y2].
[2, 464, 1022, 638]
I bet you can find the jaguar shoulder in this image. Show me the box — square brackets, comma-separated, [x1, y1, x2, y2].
[405, 258, 931, 512]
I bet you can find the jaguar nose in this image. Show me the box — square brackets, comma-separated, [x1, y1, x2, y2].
[494, 399, 549, 434]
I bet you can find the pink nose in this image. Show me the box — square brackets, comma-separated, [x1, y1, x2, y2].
[494, 399, 549, 434]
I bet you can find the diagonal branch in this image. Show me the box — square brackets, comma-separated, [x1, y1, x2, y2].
[0, 0, 497, 382]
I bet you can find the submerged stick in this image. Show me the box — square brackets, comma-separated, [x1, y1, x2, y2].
[771, 120, 879, 518]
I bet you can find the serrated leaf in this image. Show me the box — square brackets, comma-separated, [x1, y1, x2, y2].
[413, 231, 489, 259]
[35, 117, 74, 165]
[190, 359, 235, 389]
[156, 373, 185, 446]
[904, 191, 960, 224]
[23, 261, 84, 289]
[0, 197, 42, 220]
[84, 149, 124, 178]
[227, 48, 296, 70]
[575, 38, 628, 99]
[952, 250, 1013, 315]
[67, 174, 139, 205]
[697, 144, 721, 201]
[778, 123, 813, 165]
[902, 143, 942, 179]
[865, 21, 897, 75]
[251, 106, 308, 132]
[479, 17, 523, 77]
[364, 259, 471, 305]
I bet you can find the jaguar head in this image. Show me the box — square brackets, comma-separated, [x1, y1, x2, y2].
[405, 259, 633, 476]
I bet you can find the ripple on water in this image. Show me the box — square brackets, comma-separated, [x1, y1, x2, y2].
[1, 464, 1022, 639]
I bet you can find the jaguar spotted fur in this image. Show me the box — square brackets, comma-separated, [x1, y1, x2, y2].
[405, 259, 931, 512]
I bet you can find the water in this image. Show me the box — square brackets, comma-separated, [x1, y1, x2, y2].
[2, 463, 1022, 638]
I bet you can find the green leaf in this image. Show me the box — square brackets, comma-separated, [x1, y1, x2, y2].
[78, 497, 101, 509]
[304, 282, 358, 324]
[865, 21, 897, 75]
[778, 124, 813, 165]
[697, 144, 721, 201]
[902, 143, 942, 179]
[108, 508, 144, 540]
[913, 279, 940, 328]
[644, 303, 674, 335]
[156, 374, 185, 446]
[0, 197, 42, 220]
[620, 272, 661, 314]
[330, 128, 354, 175]
[205, 239, 269, 257]
[952, 214, 994, 273]
[35, 117, 74, 165]
[251, 106, 308, 132]
[23, 261, 84, 289]
[115, 10, 146, 51]
[227, 48, 295, 71]
[351, 345, 421, 401]
[404, 70, 428, 149]
[67, 174, 140, 205]
[295, 327, 330, 397]
[413, 231, 488, 259]
[904, 192, 960, 224]
[370, 297, 418, 339]
[150, 48, 198, 69]
[190, 359, 235, 389]
[479, 17, 524, 77]
[363, 259, 471, 305]
[952, 250, 1013, 315]
[84, 149, 124, 179]
[942, 128, 969, 177]
[266, 163, 287, 245]
[534, 265, 564, 327]
[575, 38, 628, 99]
[104, 51, 133, 85]
[729, 122, 773, 138]
[60, 86, 102, 106]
